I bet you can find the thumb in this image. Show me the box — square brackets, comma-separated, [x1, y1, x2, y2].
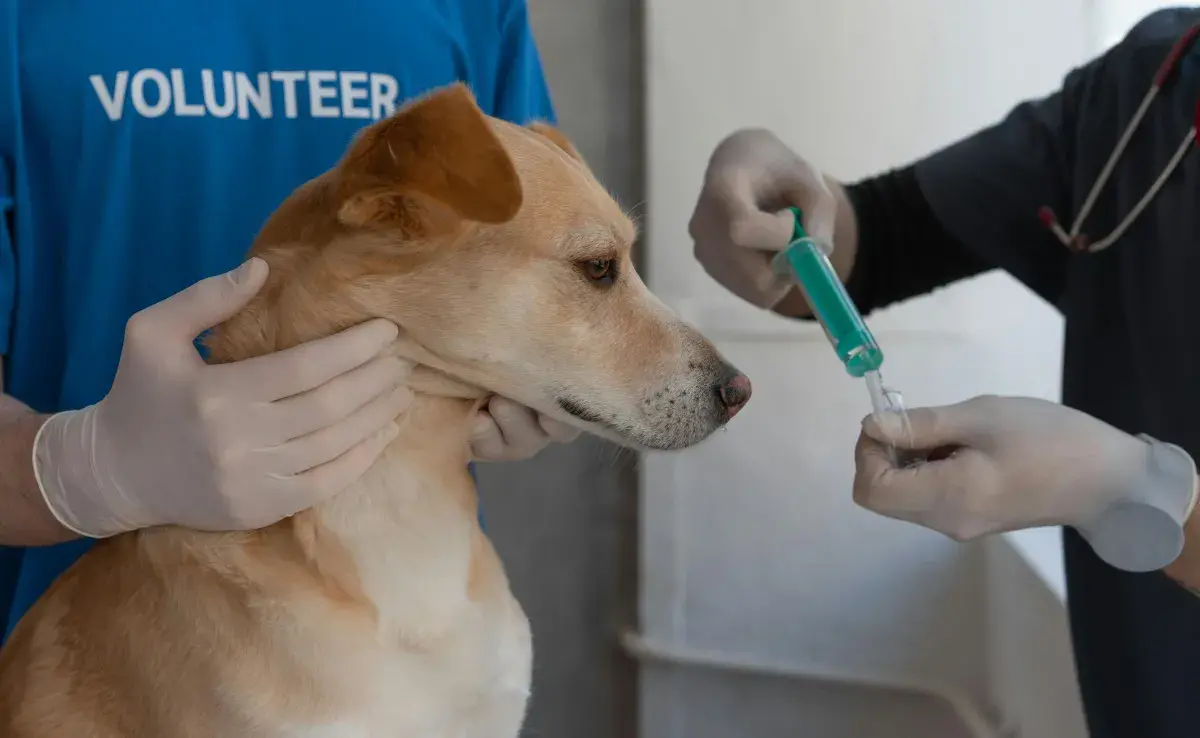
[853, 430, 944, 516]
[853, 428, 993, 531]
[150, 258, 269, 339]
[775, 175, 837, 246]
[862, 400, 983, 452]
[795, 186, 837, 246]
[727, 207, 795, 255]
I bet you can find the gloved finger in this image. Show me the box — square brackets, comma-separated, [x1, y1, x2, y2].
[784, 176, 838, 245]
[471, 397, 551, 461]
[265, 383, 413, 475]
[693, 237, 766, 296]
[266, 356, 414, 442]
[469, 412, 511, 461]
[482, 397, 551, 460]
[852, 431, 944, 516]
[136, 257, 269, 347]
[689, 163, 795, 255]
[725, 204, 796, 255]
[214, 318, 400, 401]
[539, 414, 581, 444]
[287, 420, 402, 507]
[861, 400, 984, 452]
[853, 429, 980, 515]
[853, 429, 998, 537]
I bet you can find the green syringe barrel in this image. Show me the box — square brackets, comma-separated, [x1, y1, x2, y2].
[772, 207, 883, 378]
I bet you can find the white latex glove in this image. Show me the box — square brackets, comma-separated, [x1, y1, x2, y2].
[33, 258, 415, 536]
[470, 396, 580, 462]
[689, 128, 838, 309]
[854, 395, 1199, 572]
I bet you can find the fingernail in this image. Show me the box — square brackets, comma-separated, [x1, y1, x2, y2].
[229, 257, 266, 286]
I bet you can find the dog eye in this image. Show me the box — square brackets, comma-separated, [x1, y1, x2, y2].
[581, 258, 616, 285]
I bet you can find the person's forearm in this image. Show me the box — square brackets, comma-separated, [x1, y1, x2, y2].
[1164, 481, 1200, 594]
[0, 382, 76, 546]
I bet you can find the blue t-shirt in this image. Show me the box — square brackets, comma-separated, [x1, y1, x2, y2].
[0, 0, 554, 641]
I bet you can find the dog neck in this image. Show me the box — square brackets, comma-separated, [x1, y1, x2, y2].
[386, 332, 491, 401]
[293, 335, 497, 638]
[299, 385, 488, 638]
[204, 280, 500, 635]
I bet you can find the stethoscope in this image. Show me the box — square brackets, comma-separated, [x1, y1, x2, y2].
[1039, 22, 1200, 253]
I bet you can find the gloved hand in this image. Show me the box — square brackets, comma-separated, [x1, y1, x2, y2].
[470, 396, 581, 462]
[33, 258, 415, 537]
[854, 395, 1199, 572]
[690, 128, 839, 309]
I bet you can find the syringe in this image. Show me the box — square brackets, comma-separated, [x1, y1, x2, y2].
[770, 207, 914, 458]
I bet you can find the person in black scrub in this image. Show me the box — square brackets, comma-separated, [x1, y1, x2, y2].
[691, 8, 1200, 738]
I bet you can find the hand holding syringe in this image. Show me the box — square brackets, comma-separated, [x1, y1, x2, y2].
[768, 207, 915, 462]
[768, 209, 1200, 574]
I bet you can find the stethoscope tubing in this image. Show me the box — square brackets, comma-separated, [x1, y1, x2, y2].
[1039, 22, 1200, 253]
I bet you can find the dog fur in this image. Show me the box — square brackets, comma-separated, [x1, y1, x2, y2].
[0, 83, 750, 737]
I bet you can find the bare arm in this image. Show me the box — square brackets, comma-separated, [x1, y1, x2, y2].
[1165, 489, 1200, 594]
[0, 358, 76, 546]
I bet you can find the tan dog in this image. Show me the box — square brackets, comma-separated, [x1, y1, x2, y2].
[0, 83, 750, 737]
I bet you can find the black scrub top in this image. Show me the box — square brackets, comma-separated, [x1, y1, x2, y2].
[845, 7, 1200, 738]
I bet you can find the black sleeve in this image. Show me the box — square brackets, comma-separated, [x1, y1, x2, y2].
[841, 166, 989, 315]
[841, 49, 1107, 315]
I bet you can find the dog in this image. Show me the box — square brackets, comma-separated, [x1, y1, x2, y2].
[0, 83, 751, 737]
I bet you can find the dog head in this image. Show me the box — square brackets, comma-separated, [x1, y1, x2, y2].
[236, 83, 750, 451]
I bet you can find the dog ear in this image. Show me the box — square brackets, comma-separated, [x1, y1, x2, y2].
[527, 121, 584, 162]
[336, 83, 523, 231]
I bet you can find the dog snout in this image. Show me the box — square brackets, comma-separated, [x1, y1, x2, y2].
[714, 369, 752, 420]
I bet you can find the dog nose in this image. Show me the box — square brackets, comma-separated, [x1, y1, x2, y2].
[716, 373, 752, 419]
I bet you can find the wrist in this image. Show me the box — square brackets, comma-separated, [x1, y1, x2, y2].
[0, 410, 81, 546]
[33, 406, 140, 538]
[1076, 435, 1196, 572]
[826, 177, 859, 273]
[1164, 478, 1200, 591]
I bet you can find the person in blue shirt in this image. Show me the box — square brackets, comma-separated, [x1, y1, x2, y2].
[0, 0, 579, 643]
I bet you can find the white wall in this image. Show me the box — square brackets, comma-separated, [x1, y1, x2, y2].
[986, 538, 1088, 738]
[638, 0, 1102, 734]
[1093, 0, 1186, 49]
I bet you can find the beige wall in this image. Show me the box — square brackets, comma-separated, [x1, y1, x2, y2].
[474, 1, 644, 735]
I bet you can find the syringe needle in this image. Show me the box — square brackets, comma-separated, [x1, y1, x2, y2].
[865, 370, 915, 466]
[771, 207, 918, 466]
